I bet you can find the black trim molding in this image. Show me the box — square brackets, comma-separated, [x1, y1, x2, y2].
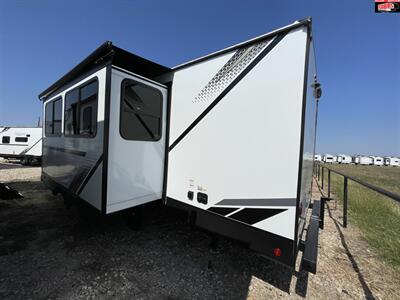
[101, 64, 112, 214]
[293, 22, 312, 262]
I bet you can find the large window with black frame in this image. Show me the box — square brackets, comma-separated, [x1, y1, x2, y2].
[45, 97, 62, 136]
[120, 80, 162, 141]
[64, 79, 98, 137]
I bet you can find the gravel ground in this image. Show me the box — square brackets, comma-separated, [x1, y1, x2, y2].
[0, 162, 399, 299]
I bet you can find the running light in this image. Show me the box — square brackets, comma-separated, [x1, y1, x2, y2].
[273, 247, 282, 257]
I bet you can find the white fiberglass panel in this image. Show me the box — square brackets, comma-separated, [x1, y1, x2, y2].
[169, 51, 235, 143]
[107, 68, 167, 213]
[167, 27, 308, 239]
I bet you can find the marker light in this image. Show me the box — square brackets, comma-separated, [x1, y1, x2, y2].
[273, 247, 282, 257]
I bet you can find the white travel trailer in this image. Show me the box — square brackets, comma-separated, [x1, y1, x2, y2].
[323, 154, 334, 163]
[0, 127, 42, 164]
[371, 156, 384, 166]
[338, 154, 352, 164]
[314, 154, 322, 162]
[359, 156, 373, 165]
[384, 157, 399, 167]
[352, 156, 360, 164]
[38, 19, 322, 270]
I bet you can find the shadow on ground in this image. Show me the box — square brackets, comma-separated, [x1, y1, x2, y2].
[0, 180, 303, 299]
[325, 203, 376, 300]
[0, 161, 25, 170]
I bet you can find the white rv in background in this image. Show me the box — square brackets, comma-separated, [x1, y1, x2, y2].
[314, 154, 322, 162]
[371, 156, 384, 166]
[358, 156, 373, 165]
[0, 127, 42, 164]
[323, 154, 334, 163]
[38, 19, 322, 270]
[338, 154, 352, 164]
[384, 157, 399, 167]
[352, 156, 359, 164]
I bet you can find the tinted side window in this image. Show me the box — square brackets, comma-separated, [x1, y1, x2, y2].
[64, 89, 79, 135]
[2, 136, 10, 144]
[15, 137, 28, 143]
[45, 101, 53, 135]
[64, 79, 98, 137]
[79, 81, 97, 136]
[120, 80, 162, 141]
[53, 98, 62, 135]
[45, 97, 62, 136]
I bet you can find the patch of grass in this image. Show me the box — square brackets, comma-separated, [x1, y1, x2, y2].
[327, 164, 400, 195]
[318, 164, 400, 270]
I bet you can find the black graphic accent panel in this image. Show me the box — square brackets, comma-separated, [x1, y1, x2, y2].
[207, 207, 239, 216]
[228, 208, 286, 225]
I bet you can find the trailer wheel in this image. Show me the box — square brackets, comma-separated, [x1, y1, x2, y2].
[28, 157, 39, 166]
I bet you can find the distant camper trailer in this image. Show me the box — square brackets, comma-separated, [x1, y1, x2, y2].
[338, 154, 352, 164]
[352, 156, 360, 164]
[371, 156, 384, 166]
[314, 154, 322, 162]
[323, 154, 334, 163]
[0, 127, 42, 165]
[358, 156, 373, 165]
[384, 157, 399, 167]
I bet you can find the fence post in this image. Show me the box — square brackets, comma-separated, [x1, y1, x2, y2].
[343, 177, 348, 228]
[321, 166, 324, 189]
[318, 164, 320, 181]
[328, 169, 331, 198]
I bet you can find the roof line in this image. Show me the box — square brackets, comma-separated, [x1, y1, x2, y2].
[172, 18, 311, 71]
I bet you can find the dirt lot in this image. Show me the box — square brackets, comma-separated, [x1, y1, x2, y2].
[0, 162, 399, 299]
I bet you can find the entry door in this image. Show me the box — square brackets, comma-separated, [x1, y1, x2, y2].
[107, 69, 168, 214]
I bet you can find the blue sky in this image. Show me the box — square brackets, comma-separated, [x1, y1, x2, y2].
[0, 0, 399, 156]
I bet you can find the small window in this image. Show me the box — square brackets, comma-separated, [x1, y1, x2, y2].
[2, 136, 10, 144]
[64, 79, 98, 137]
[120, 80, 162, 141]
[53, 98, 62, 134]
[45, 97, 62, 136]
[15, 137, 28, 143]
[45, 101, 54, 134]
[64, 89, 79, 135]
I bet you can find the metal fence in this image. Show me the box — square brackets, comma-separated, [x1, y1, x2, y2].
[314, 163, 400, 228]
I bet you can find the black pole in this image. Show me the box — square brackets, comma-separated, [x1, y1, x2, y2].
[328, 169, 331, 198]
[343, 177, 348, 228]
[319, 197, 325, 229]
[321, 166, 324, 189]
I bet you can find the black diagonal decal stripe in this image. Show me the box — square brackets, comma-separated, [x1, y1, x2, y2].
[207, 207, 239, 216]
[69, 167, 90, 194]
[168, 32, 287, 152]
[77, 154, 103, 195]
[228, 208, 287, 225]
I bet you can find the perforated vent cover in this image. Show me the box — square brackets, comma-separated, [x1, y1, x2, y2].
[193, 39, 270, 104]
